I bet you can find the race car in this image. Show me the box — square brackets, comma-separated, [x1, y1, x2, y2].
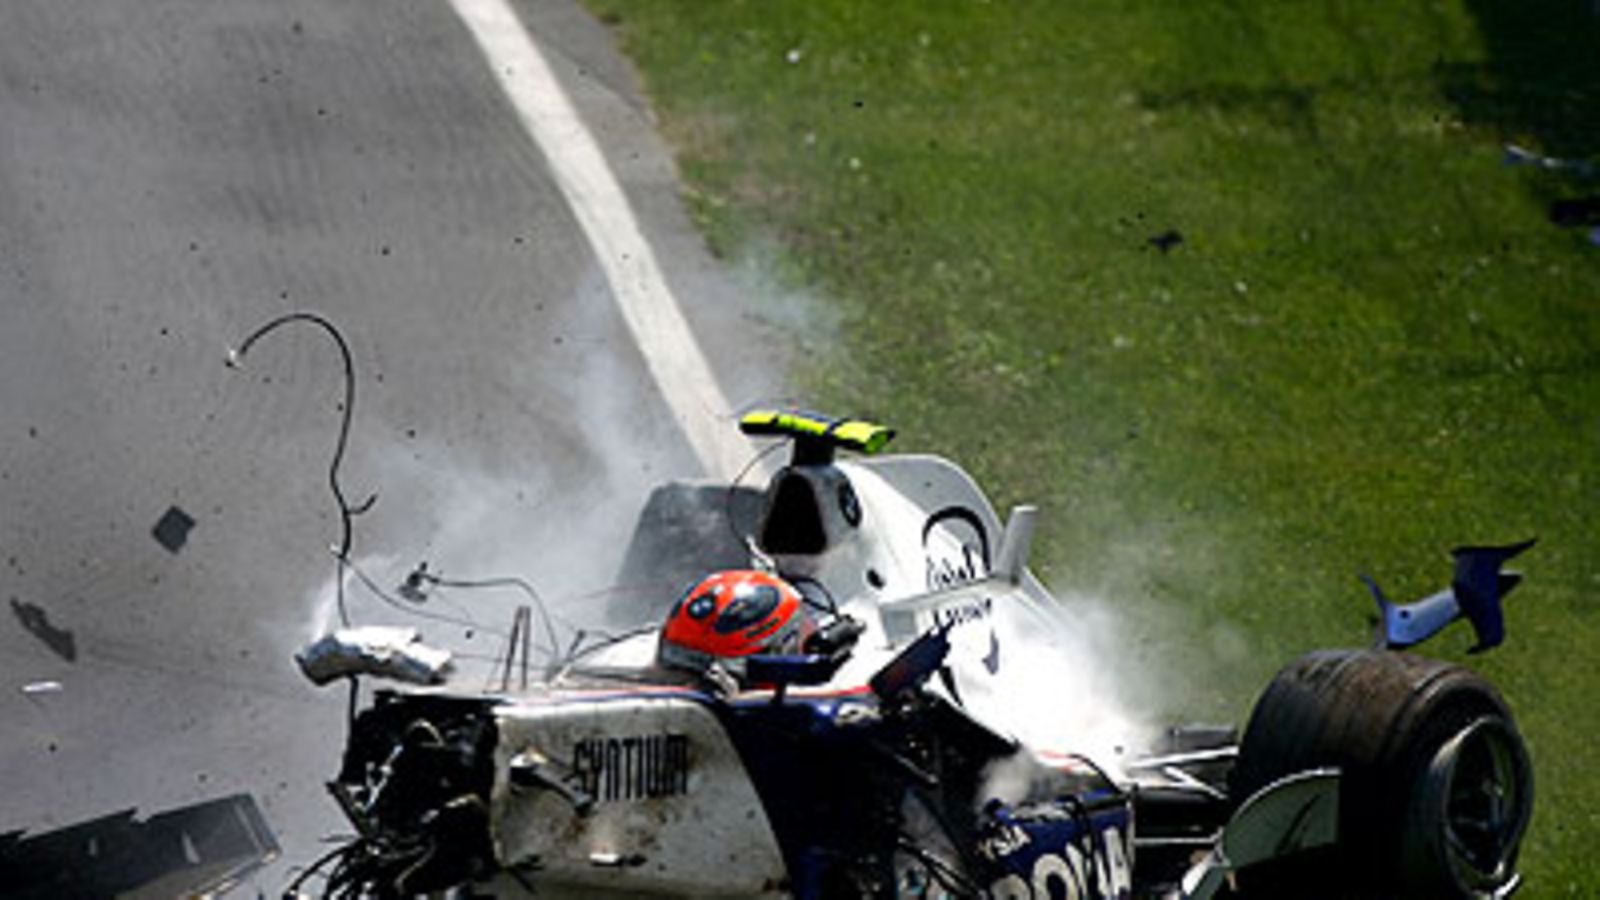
[289, 411, 1533, 899]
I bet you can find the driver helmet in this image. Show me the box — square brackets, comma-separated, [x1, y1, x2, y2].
[658, 570, 815, 674]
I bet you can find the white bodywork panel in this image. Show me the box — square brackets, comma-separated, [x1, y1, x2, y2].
[472, 451, 1122, 893]
[576, 454, 1092, 750]
[760, 458, 1070, 741]
[579, 454, 1066, 730]
[491, 691, 787, 897]
[788, 456, 1004, 603]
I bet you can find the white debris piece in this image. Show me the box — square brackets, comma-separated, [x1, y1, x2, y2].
[1503, 143, 1597, 178]
[296, 626, 453, 687]
[21, 680, 63, 695]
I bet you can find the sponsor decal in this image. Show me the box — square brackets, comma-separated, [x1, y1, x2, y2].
[983, 821, 1133, 899]
[932, 595, 994, 629]
[928, 598, 1001, 676]
[571, 733, 690, 803]
[922, 507, 991, 590]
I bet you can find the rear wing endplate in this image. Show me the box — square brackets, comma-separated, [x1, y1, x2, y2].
[1366, 539, 1535, 653]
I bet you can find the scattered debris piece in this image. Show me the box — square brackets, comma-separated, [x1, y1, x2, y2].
[1548, 195, 1600, 228]
[398, 561, 432, 603]
[0, 793, 279, 896]
[21, 680, 63, 695]
[9, 599, 77, 662]
[1148, 229, 1183, 253]
[1504, 143, 1597, 179]
[152, 505, 197, 554]
[296, 626, 453, 686]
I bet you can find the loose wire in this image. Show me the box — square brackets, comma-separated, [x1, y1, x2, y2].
[226, 312, 725, 670]
[227, 312, 373, 628]
[724, 438, 786, 552]
[341, 554, 636, 681]
[280, 840, 353, 898]
[339, 553, 505, 638]
[413, 572, 562, 668]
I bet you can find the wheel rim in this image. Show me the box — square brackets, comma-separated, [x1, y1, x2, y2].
[1430, 716, 1532, 890]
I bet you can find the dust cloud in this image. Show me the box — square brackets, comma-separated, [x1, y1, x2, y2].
[965, 524, 1253, 790]
[281, 265, 787, 686]
[963, 585, 1160, 778]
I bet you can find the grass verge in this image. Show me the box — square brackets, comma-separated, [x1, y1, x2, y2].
[584, 0, 1599, 891]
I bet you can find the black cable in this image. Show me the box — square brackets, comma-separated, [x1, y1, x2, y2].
[345, 676, 359, 733]
[551, 624, 663, 676]
[1060, 752, 1127, 800]
[789, 574, 841, 616]
[724, 439, 786, 551]
[341, 555, 666, 680]
[894, 837, 982, 897]
[340, 553, 505, 637]
[419, 573, 561, 667]
[1062, 792, 1103, 900]
[281, 840, 354, 898]
[342, 556, 639, 681]
[228, 312, 374, 628]
[1056, 752, 1129, 900]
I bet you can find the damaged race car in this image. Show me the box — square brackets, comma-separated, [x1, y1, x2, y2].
[290, 411, 1534, 899]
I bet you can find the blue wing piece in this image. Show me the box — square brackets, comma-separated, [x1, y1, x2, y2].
[1365, 539, 1535, 653]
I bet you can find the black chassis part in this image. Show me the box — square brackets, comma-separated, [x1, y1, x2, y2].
[715, 689, 1016, 898]
[333, 692, 501, 895]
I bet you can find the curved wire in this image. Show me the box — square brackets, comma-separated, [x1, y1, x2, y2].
[228, 312, 373, 628]
[340, 554, 506, 638]
[723, 438, 786, 553]
[417, 573, 561, 666]
[340, 555, 610, 685]
[1054, 752, 1131, 900]
[339, 553, 669, 682]
[280, 840, 354, 898]
[565, 623, 659, 660]
[895, 836, 983, 897]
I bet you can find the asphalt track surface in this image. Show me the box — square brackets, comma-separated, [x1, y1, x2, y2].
[0, 1, 778, 892]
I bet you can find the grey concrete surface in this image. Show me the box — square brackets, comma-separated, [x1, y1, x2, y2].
[0, 1, 779, 893]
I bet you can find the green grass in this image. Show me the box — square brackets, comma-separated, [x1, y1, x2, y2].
[583, 0, 1600, 891]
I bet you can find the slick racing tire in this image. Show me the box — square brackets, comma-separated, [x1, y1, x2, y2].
[1230, 649, 1532, 899]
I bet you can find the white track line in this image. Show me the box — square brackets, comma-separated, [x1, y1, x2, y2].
[448, 0, 753, 480]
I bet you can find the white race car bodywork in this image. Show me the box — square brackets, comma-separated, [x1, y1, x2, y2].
[491, 691, 788, 896]
[305, 417, 1533, 900]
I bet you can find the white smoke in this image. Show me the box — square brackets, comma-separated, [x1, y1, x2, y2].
[956, 586, 1157, 781]
[270, 261, 766, 683]
[732, 237, 844, 350]
[288, 460, 665, 688]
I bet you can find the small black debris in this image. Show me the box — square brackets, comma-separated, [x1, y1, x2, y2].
[10, 599, 76, 662]
[152, 505, 197, 554]
[1148, 229, 1184, 253]
[1549, 196, 1600, 228]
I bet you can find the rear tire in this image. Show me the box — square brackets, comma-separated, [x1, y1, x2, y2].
[1230, 649, 1532, 899]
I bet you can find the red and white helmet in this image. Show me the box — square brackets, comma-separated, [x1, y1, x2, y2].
[658, 570, 815, 674]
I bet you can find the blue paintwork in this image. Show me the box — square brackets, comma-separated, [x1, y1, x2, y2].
[1365, 539, 1534, 653]
[977, 794, 1134, 899]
